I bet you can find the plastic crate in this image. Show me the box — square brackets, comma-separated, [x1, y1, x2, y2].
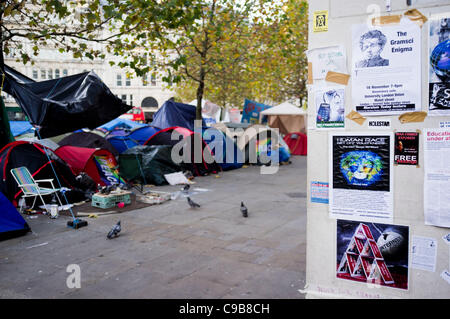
[91, 191, 132, 209]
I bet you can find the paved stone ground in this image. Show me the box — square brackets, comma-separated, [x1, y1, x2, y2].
[0, 156, 307, 299]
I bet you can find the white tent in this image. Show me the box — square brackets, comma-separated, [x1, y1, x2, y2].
[260, 101, 307, 134]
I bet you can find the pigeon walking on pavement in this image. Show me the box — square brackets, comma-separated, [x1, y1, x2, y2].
[107, 220, 121, 239]
[240, 201, 248, 218]
[187, 197, 200, 208]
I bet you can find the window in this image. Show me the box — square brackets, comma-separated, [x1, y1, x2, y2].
[55, 69, 60, 78]
[151, 74, 156, 86]
[117, 74, 122, 86]
[48, 69, 53, 79]
[63, 69, 68, 77]
[121, 94, 127, 102]
[32, 70, 38, 80]
[41, 69, 46, 79]
[129, 94, 133, 106]
[125, 76, 131, 86]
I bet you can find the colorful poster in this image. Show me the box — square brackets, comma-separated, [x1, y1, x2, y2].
[329, 132, 393, 223]
[424, 128, 450, 228]
[306, 45, 347, 80]
[394, 132, 419, 166]
[94, 155, 124, 186]
[352, 18, 421, 115]
[314, 86, 345, 129]
[428, 15, 450, 116]
[241, 99, 272, 124]
[310, 181, 329, 204]
[337, 219, 409, 290]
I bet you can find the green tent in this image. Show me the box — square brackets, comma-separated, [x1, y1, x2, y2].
[119, 145, 182, 186]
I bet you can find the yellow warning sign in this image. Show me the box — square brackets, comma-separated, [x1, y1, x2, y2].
[313, 10, 328, 32]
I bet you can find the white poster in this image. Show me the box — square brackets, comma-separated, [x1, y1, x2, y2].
[329, 132, 394, 223]
[307, 45, 347, 80]
[411, 236, 438, 272]
[424, 128, 450, 228]
[352, 18, 421, 116]
[314, 86, 345, 129]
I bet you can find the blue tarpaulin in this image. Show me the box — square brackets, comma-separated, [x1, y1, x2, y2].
[98, 118, 146, 133]
[9, 121, 33, 137]
[151, 100, 206, 131]
[107, 126, 161, 153]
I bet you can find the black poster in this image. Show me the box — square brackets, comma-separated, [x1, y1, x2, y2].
[332, 135, 390, 192]
[394, 132, 419, 166]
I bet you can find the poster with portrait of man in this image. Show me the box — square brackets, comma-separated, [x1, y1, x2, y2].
[428, 14, 450, 116]
[352, 18, 421, 116]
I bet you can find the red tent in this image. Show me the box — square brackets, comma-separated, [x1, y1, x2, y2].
[55, 146, 121, 186]
[283, 132, 307, 156]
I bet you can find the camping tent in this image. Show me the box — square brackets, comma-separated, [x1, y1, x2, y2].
[201, 127, 244, 171]
[237, 125, 290, 164]
[97, 118, 146, 134]
[152, 100, 206, 131]
[106, 126, 160, 154]
[3, 65, 131, 138]
[58, 131, 119, 157]
[260, 101, 307, 135]
[283, 132, 307, 155]
[0, 191, 30, 241]
[119, 145, 182, 186]
[0, 141, 82, 204]
[144, 127, 221, 176]
[54, 146, 123, 186]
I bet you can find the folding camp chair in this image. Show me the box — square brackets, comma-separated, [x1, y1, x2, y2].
[10, 166, 63, 211]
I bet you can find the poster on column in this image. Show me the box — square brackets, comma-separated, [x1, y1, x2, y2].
[329, 132, 394, 223]
[428, 14, 450, 116]
[314, 86, 345, 129]
[424, 128, 450, 228]
[336, 219, 409, 290]
[352, 18, 421, 115]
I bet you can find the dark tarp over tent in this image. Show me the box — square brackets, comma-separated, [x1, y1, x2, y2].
[119, 145, 182, 186]
[58, 131, 119, 157]
[0, 191, 30, 241]
[2, 65, 131, 138]
[0, 141, 84, 205]
[151, 100, 206, 132]
[106, 125, 160, 154]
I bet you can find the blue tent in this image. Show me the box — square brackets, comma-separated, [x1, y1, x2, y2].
[98, 118, 146, 133]
[0, 191, 30, 241]
[9, 121, 33, 137]
[202, 128, 244, 171]
[152, 100, 206, 131]
[106, 126, 161, 153]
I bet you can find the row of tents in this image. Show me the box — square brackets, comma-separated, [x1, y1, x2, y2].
[0, 65, 307, 241]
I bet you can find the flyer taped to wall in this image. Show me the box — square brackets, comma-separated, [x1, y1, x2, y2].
[352, 18, 421, 116]
[329, 132, 394, 223]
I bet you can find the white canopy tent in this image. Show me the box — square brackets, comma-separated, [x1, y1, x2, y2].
[260, 101, 307, 135]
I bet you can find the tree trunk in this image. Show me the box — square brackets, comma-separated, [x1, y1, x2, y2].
[196, 65, 205, 120]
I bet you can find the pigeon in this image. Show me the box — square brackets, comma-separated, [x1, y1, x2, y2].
[182, 184, 190, 194]
[107, 220, 121, 239]
[240, 201, 248, 218]
[187, 197, 200, 208]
